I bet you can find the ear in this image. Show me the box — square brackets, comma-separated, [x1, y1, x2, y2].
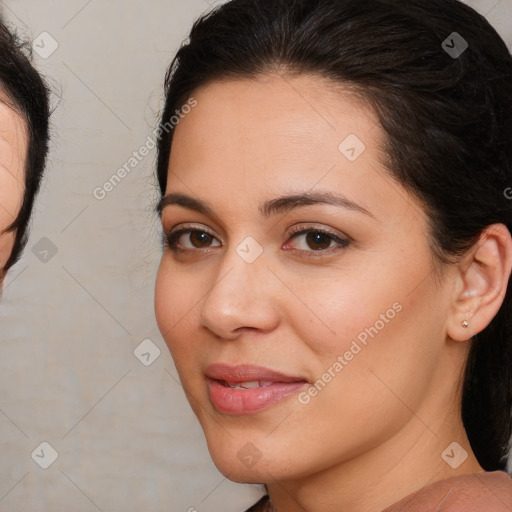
[447, 224, 512, 342]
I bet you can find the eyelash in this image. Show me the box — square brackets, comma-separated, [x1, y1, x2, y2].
[163, 224, 351, 259]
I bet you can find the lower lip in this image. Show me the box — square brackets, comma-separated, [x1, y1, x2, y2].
[207, 379, 307, 414]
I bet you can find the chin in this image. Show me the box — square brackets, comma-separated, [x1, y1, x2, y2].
[202, 431, 270, 482]
[209, 451, 275, 484]
[205, 431, 312, 485]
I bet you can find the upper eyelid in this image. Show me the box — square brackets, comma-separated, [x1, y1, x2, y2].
[288, 223, 349, 239]
[168, 223, 218, 238]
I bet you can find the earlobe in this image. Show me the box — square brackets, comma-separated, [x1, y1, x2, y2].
[447, 224, 512, 342]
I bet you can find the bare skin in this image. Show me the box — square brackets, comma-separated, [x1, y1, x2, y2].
[155, 73, 511, 512]
[0, 94, 27, 283]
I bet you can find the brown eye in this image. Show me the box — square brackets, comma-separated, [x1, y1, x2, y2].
[284, 227, 351, 258]
[165, 228, 221, 252]
[304, 231, 333, 250]
[189, 231, 215, 248]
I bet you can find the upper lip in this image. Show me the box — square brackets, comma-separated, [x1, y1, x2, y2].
[205, 364, 308, 384]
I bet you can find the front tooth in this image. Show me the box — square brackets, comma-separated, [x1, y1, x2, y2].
[239, 381, 260, 389]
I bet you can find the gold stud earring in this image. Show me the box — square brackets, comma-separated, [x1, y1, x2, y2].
[462, 320, 469, 328]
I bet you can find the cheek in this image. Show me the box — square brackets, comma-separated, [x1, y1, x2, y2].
[277, 256, 408, 361]
[284, 254, 444, 416]
[154, 259, 204, 366]
[154, 258, 196, 329]
[154, 261, 174, 335]
[294, 269, 444, 422]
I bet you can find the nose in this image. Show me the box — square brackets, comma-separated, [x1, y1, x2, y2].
[199, 241, 281, 340]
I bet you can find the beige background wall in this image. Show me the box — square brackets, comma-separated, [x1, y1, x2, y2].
[0, 1, 510, 511]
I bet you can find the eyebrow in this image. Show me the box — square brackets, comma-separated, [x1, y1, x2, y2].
[157, 190, 375, 220]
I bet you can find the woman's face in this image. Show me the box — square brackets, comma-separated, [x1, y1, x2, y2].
[0, 98, 27, 279]
[155, 74, 458, 482]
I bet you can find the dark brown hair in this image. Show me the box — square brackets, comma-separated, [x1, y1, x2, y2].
[156, 0, 512, 470]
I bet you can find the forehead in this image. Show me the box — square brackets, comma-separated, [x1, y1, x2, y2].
[177, 74, 375, 142]
[168, 74, 383, 186]
[166, 74, 394, 208]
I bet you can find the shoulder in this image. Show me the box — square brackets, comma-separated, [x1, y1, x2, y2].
[383, 471, 512, 512]
[244, 495, 272, 512]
